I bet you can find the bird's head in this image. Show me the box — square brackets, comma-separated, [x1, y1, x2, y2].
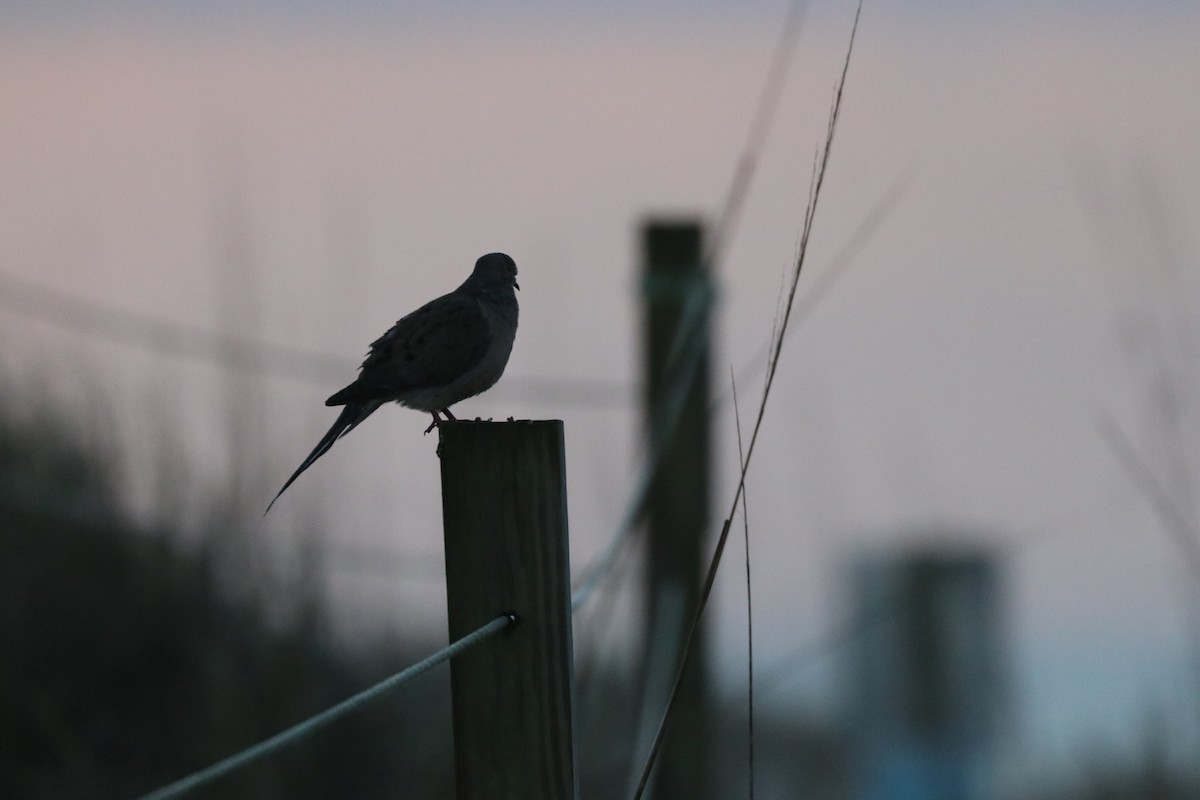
[473, 252, 519, 291]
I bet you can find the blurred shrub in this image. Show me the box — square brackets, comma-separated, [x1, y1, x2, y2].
[0, 398, 453, 799]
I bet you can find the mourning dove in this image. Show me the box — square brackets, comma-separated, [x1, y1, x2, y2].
[266, 252, 519, 512]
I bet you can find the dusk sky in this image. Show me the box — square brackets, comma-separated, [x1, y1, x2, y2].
[1, 1, 1198, 790]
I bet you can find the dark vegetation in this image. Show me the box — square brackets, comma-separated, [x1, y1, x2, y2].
[0, 395, 455, 799]
[0, 392, 1195, 799]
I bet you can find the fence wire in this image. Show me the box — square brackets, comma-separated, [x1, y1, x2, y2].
[135, 613, 514, 800]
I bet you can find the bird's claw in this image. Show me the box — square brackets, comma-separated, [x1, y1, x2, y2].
[424, 412, 442, 435]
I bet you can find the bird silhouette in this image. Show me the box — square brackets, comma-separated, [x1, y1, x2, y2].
[266, 252, 519, 513]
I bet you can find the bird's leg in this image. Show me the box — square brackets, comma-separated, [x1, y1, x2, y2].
[424, 408, 458, 435]
[424, 410, 444, 435]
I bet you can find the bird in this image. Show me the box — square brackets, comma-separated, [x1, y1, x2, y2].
[265, 252, 519, 513]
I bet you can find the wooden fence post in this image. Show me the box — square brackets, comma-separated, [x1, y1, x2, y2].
[439, 420, 575, 800]
[638, 219, 712, 799]
[850, 546, 1004, 800]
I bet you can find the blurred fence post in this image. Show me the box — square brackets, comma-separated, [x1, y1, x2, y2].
[637, 218, 713, 799]
[439, 420, 576, 800]
[850, 545, 1005, 800]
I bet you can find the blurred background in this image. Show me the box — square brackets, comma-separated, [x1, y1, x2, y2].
[1, 1, 1199, 798]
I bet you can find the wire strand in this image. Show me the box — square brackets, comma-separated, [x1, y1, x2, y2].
[0, 269, 628, 407]
[135, 613, 514, 800]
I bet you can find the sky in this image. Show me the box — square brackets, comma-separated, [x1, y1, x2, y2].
[1, 0, 1199, 791]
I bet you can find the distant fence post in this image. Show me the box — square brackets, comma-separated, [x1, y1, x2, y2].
[637, 218, 713, 799]
[849, 545, 1005, 800]
[438, 420, 576, 800]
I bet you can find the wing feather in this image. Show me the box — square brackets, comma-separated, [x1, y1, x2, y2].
[325, 294, 491, 406]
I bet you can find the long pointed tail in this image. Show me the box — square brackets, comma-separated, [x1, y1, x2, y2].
[265, 400, 382, 514]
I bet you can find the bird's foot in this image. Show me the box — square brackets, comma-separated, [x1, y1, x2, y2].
[425, 408, 457, 435]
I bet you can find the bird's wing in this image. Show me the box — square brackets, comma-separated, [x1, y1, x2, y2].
[325, 293, 491, 406]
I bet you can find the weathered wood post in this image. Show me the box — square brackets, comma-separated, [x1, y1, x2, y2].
[638, 219, 712, 799]
[438, 420, 576, 800]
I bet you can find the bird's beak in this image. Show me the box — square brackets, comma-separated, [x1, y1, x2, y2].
[515, 281, 520, 291]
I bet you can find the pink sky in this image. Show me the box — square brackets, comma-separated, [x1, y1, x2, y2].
[1, 7, 1198, 782]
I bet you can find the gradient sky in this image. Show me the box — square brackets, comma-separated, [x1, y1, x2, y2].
[1, 1, 1198, 790]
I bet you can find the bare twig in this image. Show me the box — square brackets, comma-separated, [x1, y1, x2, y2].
[1096, 413, 1200, 589]
[708, 0, 811, 265]
[573, 0, 812, 615]
[630, 4, 862, 795]
[722, 164, 916, 403]
[731, 367, 755, 800]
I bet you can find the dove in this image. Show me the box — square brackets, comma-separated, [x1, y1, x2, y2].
[266, 252, 519, 513]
